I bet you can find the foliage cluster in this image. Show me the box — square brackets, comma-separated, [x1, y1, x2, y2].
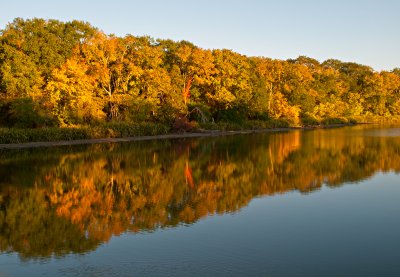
[1, 18, 400, 133]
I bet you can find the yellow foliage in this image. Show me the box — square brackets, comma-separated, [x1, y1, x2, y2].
[269, 92, 300, 123]
[45, 58, 105, 124]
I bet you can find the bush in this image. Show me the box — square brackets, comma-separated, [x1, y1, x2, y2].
[172, 116, 196, 132]
[347, 118, 358, 124]
[92, 122, 170, 137]
[248, 112, 270, 121]
[187, 104, 211, 123]
[199, 119, 291, 131]
[300, 113, 320, 126]
[214, 106, 247, 123]
[268, 118, 291, 128]
[121, 101, 154, 123]
[1, 98, 55, 128]
[320, 117, 348, 125]
[154, 104, 180, 125]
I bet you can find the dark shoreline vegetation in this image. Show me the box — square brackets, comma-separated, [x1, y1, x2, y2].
[0, 120, 353, 145]
[0, 122, 355, 148]
[1, 18, 400, 144]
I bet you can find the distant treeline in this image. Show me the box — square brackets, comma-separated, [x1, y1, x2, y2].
[1, 18, 400, 128]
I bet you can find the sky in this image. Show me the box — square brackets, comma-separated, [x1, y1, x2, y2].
[1, 0, 399, 71]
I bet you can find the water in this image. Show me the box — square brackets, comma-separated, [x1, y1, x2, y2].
[0, 125, 400, 276]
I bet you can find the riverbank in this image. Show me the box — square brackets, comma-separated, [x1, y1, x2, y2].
[0, 123, 355, 150]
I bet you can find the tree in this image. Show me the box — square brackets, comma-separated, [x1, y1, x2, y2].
[45, 58, 104, 125]
[0, 43, 43, 99]
[160, 40, 215, 106]
[254, 57, 285, 113]
[78, 33, 134, 120]
[0, 18, 97, 77]
[206, 49, 252, 111]
[282, 61, 315, 112]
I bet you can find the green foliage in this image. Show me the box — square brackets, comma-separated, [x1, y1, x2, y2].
[0, 44, 43, 98]
[0, 98, 54, 128]
[153, 103, 180, 125]
[119, 100, 154, 123]
[1, 18, 97, 77]
[214, 105, 248, 123]
[199, 119, 290, 131]
[348, 118, 358, 124]
[267, 118, 291, 128]
[320, 117, 349, 125]
[247, 109, 271, 121]
[0, 127, 89, 143]
[187, 103, 211, 123]
[300, 112, 320, 126]
[93, 122, 170, 137]
[0, 123, 170, 144]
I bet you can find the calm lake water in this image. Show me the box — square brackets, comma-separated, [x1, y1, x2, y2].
[1, 125, 400, 276]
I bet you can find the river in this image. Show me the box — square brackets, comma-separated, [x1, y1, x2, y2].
[0, 125, 400, 276]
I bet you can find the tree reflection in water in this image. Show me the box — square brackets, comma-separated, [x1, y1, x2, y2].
[0, 126, 399, 259]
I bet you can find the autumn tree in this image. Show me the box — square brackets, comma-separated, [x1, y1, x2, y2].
[0, 43, 43, 99]
[160, 40, 215, 106]
[253, 57, 284, 113]
[45, 58, 104, 125]
[205, 49, 252, 114]
[1, 17, 400, 128]
[0, 18, 97, 77]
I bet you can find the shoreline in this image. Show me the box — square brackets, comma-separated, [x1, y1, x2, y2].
[0, 124, 354, 150]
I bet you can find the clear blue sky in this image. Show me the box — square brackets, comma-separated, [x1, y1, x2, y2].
[1, 0, 399, 71]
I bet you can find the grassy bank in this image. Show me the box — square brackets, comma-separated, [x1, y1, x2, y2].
[0, 117, 364, 145]
[0, 122, 170, 144]
[197, 118, 291, 131]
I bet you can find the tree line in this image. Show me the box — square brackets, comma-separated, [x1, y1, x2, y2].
[1, 18, 400, 128]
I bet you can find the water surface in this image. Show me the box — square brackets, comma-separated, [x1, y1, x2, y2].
[0, 125, 400, 276]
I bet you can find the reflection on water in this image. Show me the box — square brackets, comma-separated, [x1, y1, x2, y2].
[0, 125, 400, 260]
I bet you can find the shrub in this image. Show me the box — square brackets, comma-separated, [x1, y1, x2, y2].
[300, 113, 320, 126]
[172, 116, 196, 132]
[268, 118, 291, 128]
[1, 98, 55, 128]
[214, 107, 247, 123]
[347, 118, 358, 124]
[154, 104, 180, 125]
[121, 101, 154, 123]
[320, 117, 348, 125]
[248, 112, 270, 121]
[187, 104, 211, 123]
